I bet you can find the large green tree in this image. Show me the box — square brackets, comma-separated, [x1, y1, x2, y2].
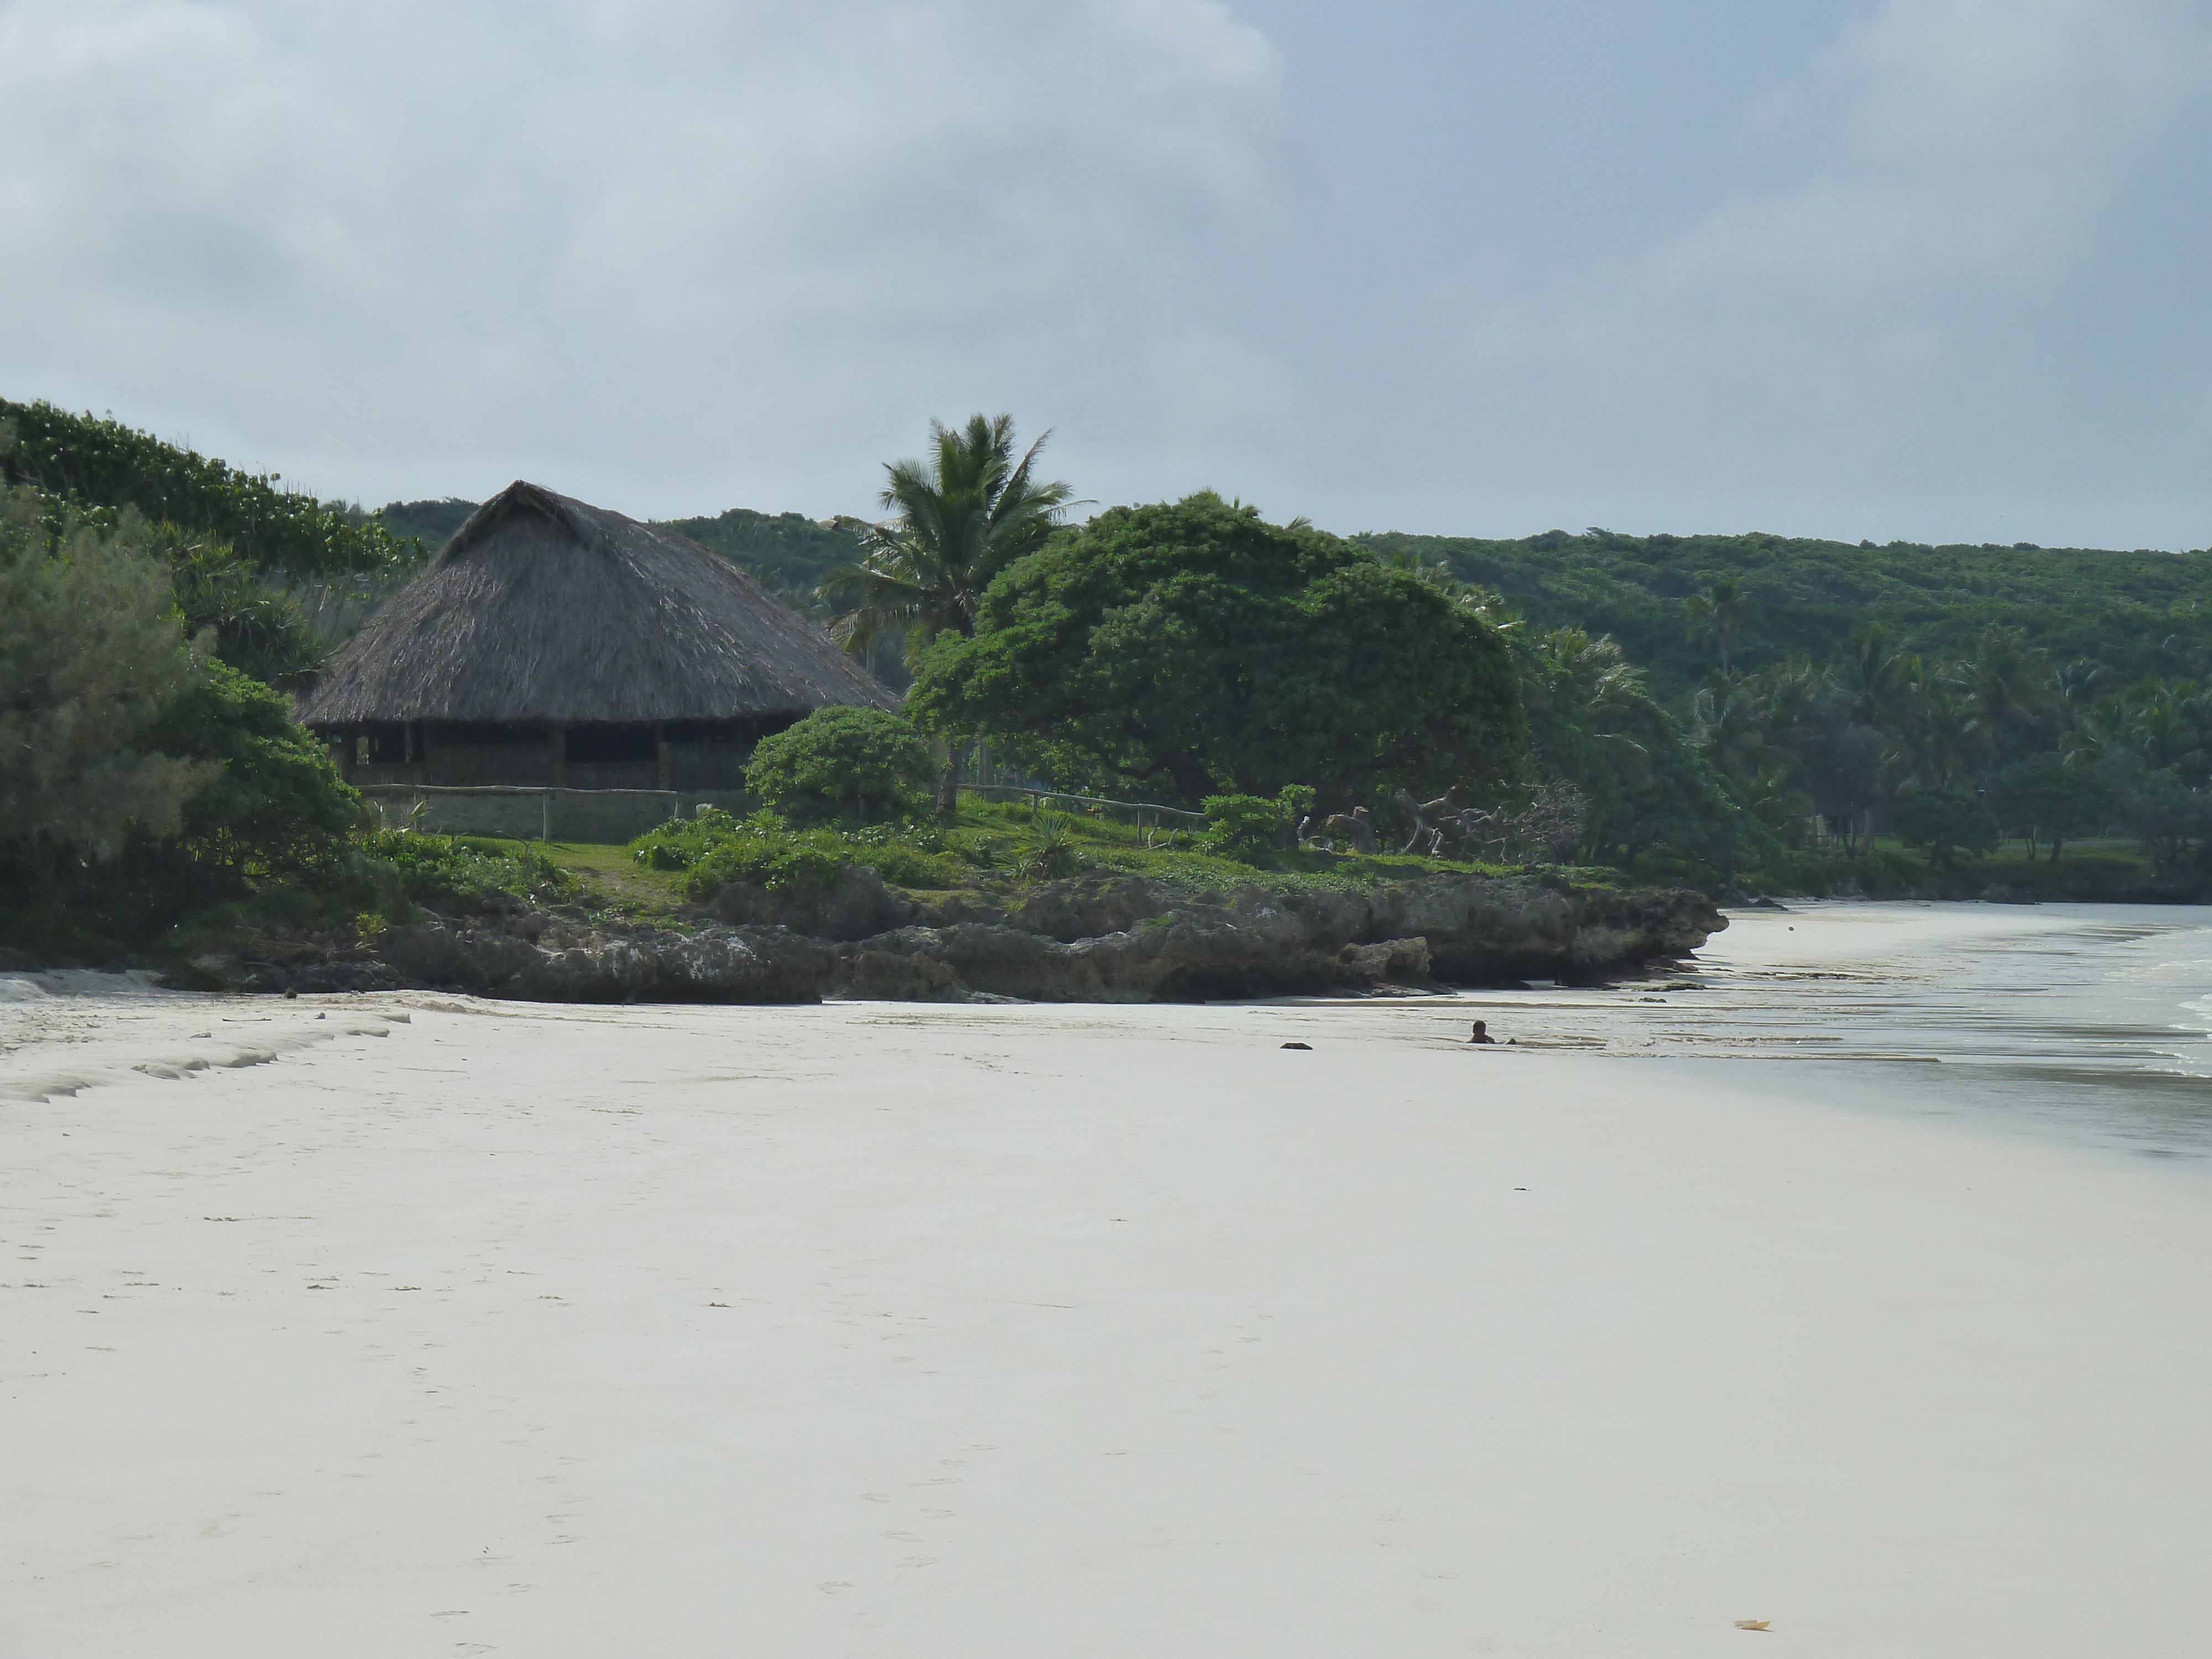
[910, 493, 1526, 807]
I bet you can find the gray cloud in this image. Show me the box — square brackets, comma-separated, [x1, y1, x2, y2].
[2, 0, 2208, 546]
[1, 0, 1291, 506]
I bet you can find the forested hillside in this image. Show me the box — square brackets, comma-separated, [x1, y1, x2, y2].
[657, 508, 865, 605]
[1363, 528, 2212, 702]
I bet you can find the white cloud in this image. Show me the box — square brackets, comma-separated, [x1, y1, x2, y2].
[0, 0, 1290, 510]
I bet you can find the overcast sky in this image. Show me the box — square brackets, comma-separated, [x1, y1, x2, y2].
[4, 0, 2210, 547]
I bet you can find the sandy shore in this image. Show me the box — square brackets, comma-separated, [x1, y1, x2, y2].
[5, 910, 2211, 1656]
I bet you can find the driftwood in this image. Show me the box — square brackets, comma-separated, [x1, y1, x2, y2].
[1297, 806, 1378, 854]
[1391, 789, 1458, 854]
[1389, 783, 1591, 863]
[1301, 784, 1587, 863]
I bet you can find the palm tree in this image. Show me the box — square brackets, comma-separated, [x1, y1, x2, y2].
[1889, 658, 1976, 790]
[1683, 576, 1759, 676]
[2052, 658, 2112, 735]
[1962, 624, 2048, 777]
[821, 414, 1074, 663]
[821, 414, 1075, 811]
[1526, 626, 1653, 776]
[1690, 677, 1771, 785]
[1841, 621, 1917, 738]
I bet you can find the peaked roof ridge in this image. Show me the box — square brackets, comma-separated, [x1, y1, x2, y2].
[435, 479, 613, 568]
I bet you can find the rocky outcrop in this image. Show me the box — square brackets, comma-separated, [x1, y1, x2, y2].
[832, 914, 1437, 1004]
[822, 872, 1719, 1003]
[710, 865, 920, 941]
[374, 916, 835, 1003]
[170, 869, 1721, 1005]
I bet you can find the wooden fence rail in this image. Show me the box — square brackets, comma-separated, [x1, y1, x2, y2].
[960, 783, 1207, 825]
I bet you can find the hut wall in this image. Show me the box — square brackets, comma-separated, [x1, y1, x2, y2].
[319, 715, 805, 794]
[356, 785, 753, 843]
[665, 742, 752, 790]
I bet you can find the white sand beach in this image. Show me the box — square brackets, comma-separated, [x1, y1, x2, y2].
[6, 904, 2212, 1656]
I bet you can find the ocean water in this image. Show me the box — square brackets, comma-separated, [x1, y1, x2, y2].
[1438, 901, 2212, 1162]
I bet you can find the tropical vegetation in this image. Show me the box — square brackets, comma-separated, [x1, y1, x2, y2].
[910, 492, 1526, 807]
[12, 386, 2212, 983]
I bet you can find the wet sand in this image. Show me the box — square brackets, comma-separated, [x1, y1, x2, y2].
[4, 906, 2211, 1656]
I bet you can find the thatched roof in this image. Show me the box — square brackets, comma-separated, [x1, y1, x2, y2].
[296, 481, 897, 725]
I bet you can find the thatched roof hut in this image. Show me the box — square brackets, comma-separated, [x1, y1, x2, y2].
[299, 481, 895, 793]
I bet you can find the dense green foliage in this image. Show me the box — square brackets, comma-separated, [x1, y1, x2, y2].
[1364, 526, 2212, 702]
[744, 707, 934, 821]
[1674, 615, 2212, 873]
[1, 399, 413, 576]
[913, 494, 1527, 808]
[17, 663, 363, 947]
[2, 400, 430, 684]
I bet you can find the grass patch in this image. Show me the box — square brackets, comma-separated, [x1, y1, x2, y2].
[629, 810, 966, 902]
[536, 840, 692, 917]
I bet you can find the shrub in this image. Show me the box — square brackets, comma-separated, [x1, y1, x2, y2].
[630, 810, 743, 872]
[362, 831, 577, 916]
[1201, 792, 1294, 859]
[1010, 812, 1084, 881]
[745, 707, 932, 821]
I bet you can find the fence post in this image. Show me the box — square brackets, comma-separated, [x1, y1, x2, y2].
[541, 789, 551, 843]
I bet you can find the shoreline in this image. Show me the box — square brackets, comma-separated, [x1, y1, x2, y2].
[6, 907, 2212, 1655]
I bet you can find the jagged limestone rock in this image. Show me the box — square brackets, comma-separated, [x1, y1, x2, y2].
[376, 919, 834, 1003]
[709, 865, 917, 941]
[188, 868, 1722, 1005]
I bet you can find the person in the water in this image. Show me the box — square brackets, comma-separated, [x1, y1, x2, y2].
[1469, 1020, 1496, 1045]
